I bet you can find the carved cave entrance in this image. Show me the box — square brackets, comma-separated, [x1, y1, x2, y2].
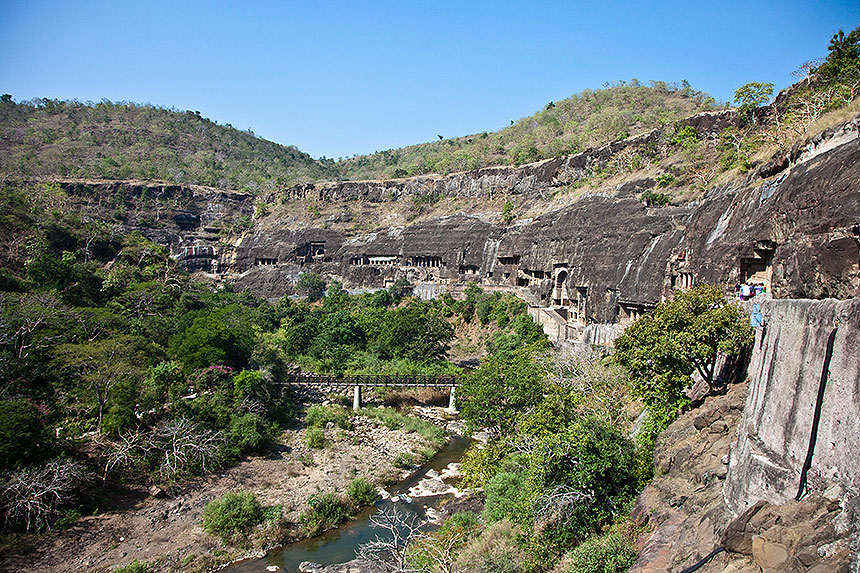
[740, 241, 776, 290]
[553, 270, 569, 306]
[572, 286, 588, 323]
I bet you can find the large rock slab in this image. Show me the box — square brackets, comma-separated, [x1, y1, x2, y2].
[724, 297, 860, 515]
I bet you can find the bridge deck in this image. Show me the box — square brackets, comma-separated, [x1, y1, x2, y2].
[281, 374, 458, 387]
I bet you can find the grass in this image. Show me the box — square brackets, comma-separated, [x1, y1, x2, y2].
[305, 404, 352, 430]
[360, 407, 446, 447]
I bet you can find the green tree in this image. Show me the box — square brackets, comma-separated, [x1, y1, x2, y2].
[311, 309, 366, 370]
[322, 279, 348, 309]
[733, 82, 774, 124]
[54, 335, 148, 431]
[523, 417, 637, 545]
[295, 272, 326, 301]
[273, 307, 319, 358]
[815, 26, 860, 83]
[501, 201, 514, 224]
[168, 313, 253, 372]
[458, 345, 545, 437]
[0, 400, 52, 470]
[613, 284, 752, 419]
[671, 125, 699, 150]
[374, 300, 453, 362]
[387, 277, 413, 302]
[232, 369, 266, 401]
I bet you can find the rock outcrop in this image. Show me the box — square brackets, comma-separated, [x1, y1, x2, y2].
[725, 297, 860, 516]
[630, 297, 860, 572]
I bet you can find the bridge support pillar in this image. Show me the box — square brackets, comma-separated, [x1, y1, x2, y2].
[447, 386, 457, 414]
[353, 386, 362, 411]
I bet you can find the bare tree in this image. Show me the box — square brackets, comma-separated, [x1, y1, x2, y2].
[98, 430, 146, 482]
[791, 59, 825, 81]
[355, 507, 425, 573]
[533, 484, 595, 530]
[409, 516, 480, 573]
[149, 418, 225, 481]
[1, 460, 91, 531]
[536, 350, 631, 428]
[0, 292, 65, 360]
[783, 89, 836, 138]
[98, 418, 225, 483]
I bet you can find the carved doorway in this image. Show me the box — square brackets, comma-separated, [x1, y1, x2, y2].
[553, 270, 569, 306]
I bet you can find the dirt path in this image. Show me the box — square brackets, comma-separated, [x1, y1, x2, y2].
[1, 414, 441, 573]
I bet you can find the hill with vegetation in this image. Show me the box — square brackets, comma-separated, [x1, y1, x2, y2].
[0, 82, 717, 193]
[336, 81, 718, 180]
[0, 97, 339, 192]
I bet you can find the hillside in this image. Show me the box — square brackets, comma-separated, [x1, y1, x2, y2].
[0, 82, 716, 193]
[0, 97, 339, 192]
[335, 81, 717, 180]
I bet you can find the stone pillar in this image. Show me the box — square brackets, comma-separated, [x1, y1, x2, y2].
[447, 386, 458, 414]
[353, 386, 362, 411]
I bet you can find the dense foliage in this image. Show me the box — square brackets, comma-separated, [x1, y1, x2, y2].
[1, 182, 527, 531]
[458, 349, 639, 566]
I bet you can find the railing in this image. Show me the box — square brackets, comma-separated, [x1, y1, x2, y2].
[281, 373, 458, 388]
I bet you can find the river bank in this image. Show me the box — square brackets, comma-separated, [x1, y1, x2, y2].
[227, 435, 471, 573]
[0, 407, 457, 573]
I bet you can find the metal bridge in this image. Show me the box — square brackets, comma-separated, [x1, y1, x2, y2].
[281, 373, 459, 411]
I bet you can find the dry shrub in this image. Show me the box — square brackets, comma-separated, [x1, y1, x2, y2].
[382, 387, 448, 407]
[1, 459, 91, 531]
[454, 520, 529, 573]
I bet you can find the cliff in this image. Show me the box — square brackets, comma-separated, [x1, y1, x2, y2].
[229, 114, 859, 328]
[725, 297, 860, 516]
[13, 112, 857, 333]
[628, 297, 860, 572]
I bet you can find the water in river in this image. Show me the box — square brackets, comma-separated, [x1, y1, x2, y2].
[227, 434, 469, 573]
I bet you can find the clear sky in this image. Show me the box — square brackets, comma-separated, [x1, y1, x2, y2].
[1, 1, 858, 159]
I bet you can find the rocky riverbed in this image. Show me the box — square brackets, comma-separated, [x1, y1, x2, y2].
[0, 408, 454, 573]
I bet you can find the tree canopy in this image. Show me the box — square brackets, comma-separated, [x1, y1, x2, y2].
[816, 25, 860, 83]
[457, 344, 546, 438]
[613, 284, 752, 418]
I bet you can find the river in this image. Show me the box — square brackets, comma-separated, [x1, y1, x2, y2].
[226, 434, 470, 572]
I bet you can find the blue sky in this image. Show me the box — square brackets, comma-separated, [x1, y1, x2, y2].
[1, 1, 858, 159]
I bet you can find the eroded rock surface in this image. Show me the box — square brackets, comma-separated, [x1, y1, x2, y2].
[725, 298, 860, 514]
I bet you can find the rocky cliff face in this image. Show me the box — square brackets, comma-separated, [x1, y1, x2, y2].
[629, 297, 860, 573]
[227, 115, 859, 329]
[31, 115, 859, 331]
[725, 298, 860, 515]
